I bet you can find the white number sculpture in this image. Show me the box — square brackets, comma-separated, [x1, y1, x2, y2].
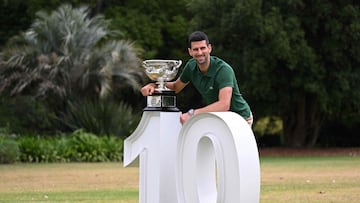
[124, 111, 260, 203]
[177, 112, 260, 203]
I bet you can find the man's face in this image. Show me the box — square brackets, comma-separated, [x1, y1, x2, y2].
[188, 40, 212, 65]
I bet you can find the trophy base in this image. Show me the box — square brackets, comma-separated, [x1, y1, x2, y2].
[144, 90, 179, 112]
[144, 106, 180, 112]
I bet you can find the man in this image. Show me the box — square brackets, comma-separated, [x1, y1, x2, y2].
[141, 31, 253, 126]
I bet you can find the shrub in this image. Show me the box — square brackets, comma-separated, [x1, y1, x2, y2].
[68, 130, 107, 162]
[61, 99, 141, 140]
[17, 130, 123, 163]
[18, 135, 58, 163]
[101, 135, 123, 162]
[0, 136, 20, 164]
[254, 116, 283, 147]
[0, 97, 57, 135]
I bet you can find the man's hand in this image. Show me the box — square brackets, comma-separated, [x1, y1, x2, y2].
[180, 112, 192, 124]
[140, 83, 157, 96]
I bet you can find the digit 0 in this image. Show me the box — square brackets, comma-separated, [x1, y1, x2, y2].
[176, 112, 260, 203]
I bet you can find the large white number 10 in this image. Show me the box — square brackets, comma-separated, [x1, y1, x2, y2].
[124, 111, 260, 203]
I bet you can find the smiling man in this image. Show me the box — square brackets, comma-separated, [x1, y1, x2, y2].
[141, 31, 253, 126]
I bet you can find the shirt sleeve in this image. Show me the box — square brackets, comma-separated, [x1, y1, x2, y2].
[179, 62, 191, 83]
[216, 65, 235, 89]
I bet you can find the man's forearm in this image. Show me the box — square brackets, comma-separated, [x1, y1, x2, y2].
[194, 101, 230, 115]
[165, 81, 175, 91]
[166, 79, 187, 93]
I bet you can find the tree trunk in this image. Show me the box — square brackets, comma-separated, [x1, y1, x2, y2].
[282, 94, 324, 148]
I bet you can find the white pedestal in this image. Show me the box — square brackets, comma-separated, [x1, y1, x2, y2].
[123, 111, 181, 203]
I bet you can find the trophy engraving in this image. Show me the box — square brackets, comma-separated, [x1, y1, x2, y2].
[143, 59, 182, 111]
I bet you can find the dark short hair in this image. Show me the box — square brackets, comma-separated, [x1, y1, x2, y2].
[188, 31, 210, 48]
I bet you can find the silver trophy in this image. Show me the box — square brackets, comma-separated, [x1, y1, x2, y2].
[143, 59, 182, 91]
[143, 59, 182, 111]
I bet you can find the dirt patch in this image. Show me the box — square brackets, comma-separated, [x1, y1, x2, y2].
[259, 147, 360, 157]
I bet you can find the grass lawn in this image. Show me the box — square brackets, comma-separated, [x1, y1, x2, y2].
[260, 156, 360, 203]
[0, 155, 359, 202]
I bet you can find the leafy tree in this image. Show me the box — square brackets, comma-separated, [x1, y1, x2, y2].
[187, 0, 360, 147]
[62, 99, 141, 139]
[0, 0, 84, 47]
[0, 0, 32, 47]
[0, 4, 146, 135]
[104, 0, 191, 60]
[1, 0, 191, 70]
[0, 4, 144, 106]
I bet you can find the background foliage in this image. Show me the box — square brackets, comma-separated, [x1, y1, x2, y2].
[0, 133, 20, 164]
[0, 130, 123, 163]
[61, 100, 141, 140]
[186, 0, 360, 147]
[0, 3, 144, 139]
[0, 0, 359, 148]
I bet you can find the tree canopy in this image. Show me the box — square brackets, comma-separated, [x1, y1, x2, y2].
[187, 0, 360, 147]
[0, 0, 359, 147]
[0, 4, 143, 103]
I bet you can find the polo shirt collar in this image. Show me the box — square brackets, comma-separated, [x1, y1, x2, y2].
[196, 56, 217, 77]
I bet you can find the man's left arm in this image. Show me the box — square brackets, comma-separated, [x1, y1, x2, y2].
[180, 87, 232, 124]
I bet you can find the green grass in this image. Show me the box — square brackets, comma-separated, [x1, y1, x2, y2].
[0, 156, 359, 203]
[260, 156, 360, 203]
[0, 190, 138, 203]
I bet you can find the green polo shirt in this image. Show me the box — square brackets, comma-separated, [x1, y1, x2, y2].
[179, 56, 251, 119]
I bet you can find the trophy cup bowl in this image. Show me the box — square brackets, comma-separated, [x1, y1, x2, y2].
[142, 59, 182, 111]
[143, 59, 182, 91]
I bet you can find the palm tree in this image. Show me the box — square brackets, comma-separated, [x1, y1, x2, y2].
[0, 4, 144, 104]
